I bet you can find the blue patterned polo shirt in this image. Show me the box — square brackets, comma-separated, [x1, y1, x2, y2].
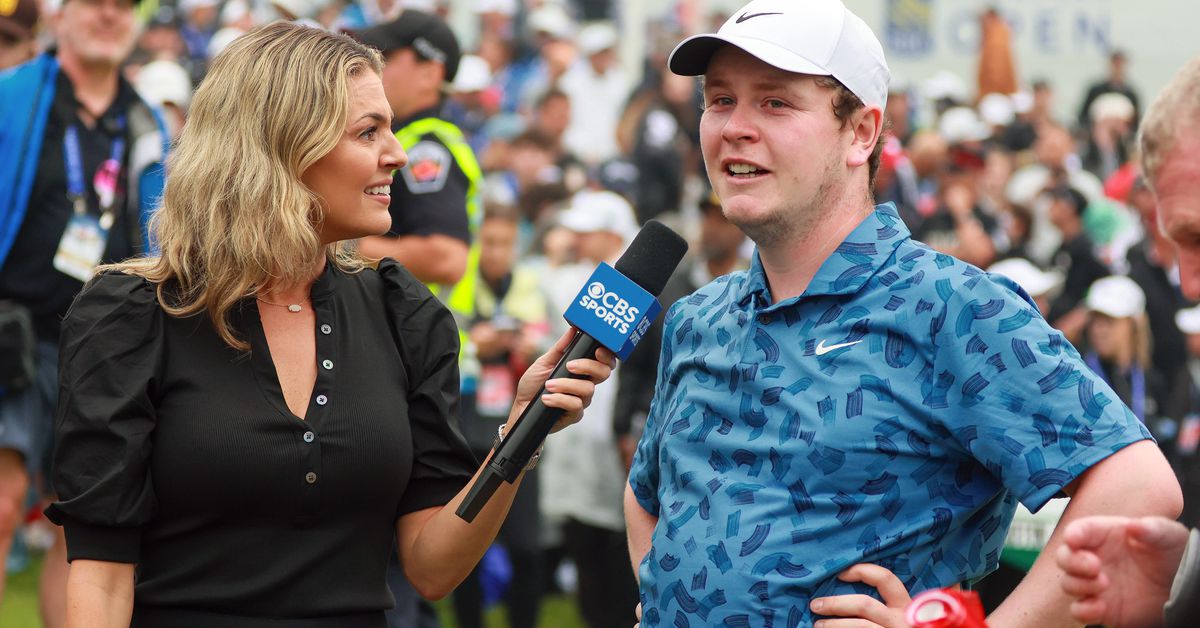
[628, 203, 1151, 627]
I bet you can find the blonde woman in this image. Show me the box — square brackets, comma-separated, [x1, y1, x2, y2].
[1082, 276, 1161, 423]
[45, 22, 613, 628]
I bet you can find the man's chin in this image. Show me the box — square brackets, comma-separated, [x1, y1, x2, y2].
[81, 45, 134, 68]
[726, 213, 790, 248]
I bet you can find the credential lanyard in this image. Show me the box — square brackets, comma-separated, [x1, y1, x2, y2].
[64, 115, 126, 230]
[1086, 352, 1146, 422]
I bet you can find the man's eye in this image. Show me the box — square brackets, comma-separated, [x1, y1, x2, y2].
[766, 99, 786, 109]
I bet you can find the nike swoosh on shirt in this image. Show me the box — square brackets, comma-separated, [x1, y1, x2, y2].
[814, 339, 864, 356]
[735, 11, 784, 23]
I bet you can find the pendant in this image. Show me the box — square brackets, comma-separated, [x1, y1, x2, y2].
[288, 304, 301, 313]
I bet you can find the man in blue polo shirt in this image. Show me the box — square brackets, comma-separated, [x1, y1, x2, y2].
[624, 1, 1182, 626]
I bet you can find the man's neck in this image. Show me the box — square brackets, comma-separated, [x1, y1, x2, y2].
[757, 201, 875, 303]
[57, 50, 120, 123]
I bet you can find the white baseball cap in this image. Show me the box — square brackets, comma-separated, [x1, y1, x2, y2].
[135, 60, 193, 109]
[988, 258, 1061, 298]
[558, 190, 638, 241]
[938, 106, 991, 144]
[978, 93, 1015, 127]
[474, 0, 515, 16]
[528, 3, 574, 40]
[1086, 275, 1146, 319]
[667, 0, 890, 110]
[1177, 304, 1200, 335]
[452, 54, 492, 93]
[578, 21, 618, 56]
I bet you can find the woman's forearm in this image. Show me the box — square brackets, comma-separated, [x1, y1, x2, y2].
[397, 448, 527, 599]
[66, 559, 135, 628]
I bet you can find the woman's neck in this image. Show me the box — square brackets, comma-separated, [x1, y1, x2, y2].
[260, 256, 325, 303]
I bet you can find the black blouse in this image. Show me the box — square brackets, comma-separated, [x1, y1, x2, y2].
[45, 259, 478, 627]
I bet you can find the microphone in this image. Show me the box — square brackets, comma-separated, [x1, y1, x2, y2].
[456, 220, 688, 522]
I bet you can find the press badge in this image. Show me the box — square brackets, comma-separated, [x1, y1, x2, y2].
[53, 213, 107, 282]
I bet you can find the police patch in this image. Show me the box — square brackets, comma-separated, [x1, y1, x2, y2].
[401, 140, 452, 194]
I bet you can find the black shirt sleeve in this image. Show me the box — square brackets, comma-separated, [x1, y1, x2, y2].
[378, 259, 477, 514]
[387, 135, 472, 244]
[45, 271, 163, 563]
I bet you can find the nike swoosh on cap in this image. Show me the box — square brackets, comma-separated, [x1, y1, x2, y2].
[814, 339, 864, 356]
[735, 11, 783, 23]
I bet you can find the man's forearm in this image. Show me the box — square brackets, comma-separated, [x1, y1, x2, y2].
[989, 441, 1183, 627]
[625, 483, 658, 582]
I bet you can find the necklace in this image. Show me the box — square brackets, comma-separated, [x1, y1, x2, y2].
[256, 296, 305, 313]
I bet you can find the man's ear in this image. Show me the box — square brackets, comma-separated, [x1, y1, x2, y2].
[847, 105, 884, 169]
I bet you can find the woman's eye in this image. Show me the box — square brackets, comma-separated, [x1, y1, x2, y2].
[766, 99, 787, 109]
[361, 127, 378, 141]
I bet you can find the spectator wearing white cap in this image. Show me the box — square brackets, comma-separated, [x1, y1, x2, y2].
[1083, 91, 1137, 181]
[1082, 276, 1164, 427]
[446, 54, 497, 153]
[539, 189, 640, 628]
[560, 20, 631, 167]
[912, 107, 1004, 269]
[178, 0, 220, 65]
[1078, 49, 1141, 130]
[474, 0, 516, 40]
[134, 59, 192, 139]
[504, 3, 575, 113]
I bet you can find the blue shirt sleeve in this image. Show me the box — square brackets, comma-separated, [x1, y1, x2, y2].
[628, 300, 686, 517]
[931, 271, 1152, 512]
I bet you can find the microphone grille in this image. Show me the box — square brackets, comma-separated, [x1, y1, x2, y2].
[614, 220, 689, 297]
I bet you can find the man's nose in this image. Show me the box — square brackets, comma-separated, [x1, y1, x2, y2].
[1179, 249, 1200, 300]
[721, 103, 759, 143]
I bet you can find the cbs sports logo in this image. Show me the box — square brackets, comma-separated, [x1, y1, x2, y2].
[579, 281, 641, 335]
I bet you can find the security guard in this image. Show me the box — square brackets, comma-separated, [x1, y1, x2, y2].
[353, 12, 481, 628]
[356, 10, 481, 334]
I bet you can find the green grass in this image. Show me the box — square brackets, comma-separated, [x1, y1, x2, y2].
[2, 553, 586, 628]
[1, 553, 40, 628]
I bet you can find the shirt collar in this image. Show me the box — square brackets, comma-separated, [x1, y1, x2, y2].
[739, 203, 911, 311]
[53, 69, 137, 132]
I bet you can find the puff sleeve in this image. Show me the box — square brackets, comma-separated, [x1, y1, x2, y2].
[44, 272, 163, 563]
[377, 260, 478, 515]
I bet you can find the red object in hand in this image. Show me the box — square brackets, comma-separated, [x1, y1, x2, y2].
[906, 588, 988, 628]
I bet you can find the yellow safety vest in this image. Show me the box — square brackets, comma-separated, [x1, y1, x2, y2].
[394, 117, 483, 353]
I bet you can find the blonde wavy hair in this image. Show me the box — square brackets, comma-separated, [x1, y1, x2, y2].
[108, 22, 384, 350]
